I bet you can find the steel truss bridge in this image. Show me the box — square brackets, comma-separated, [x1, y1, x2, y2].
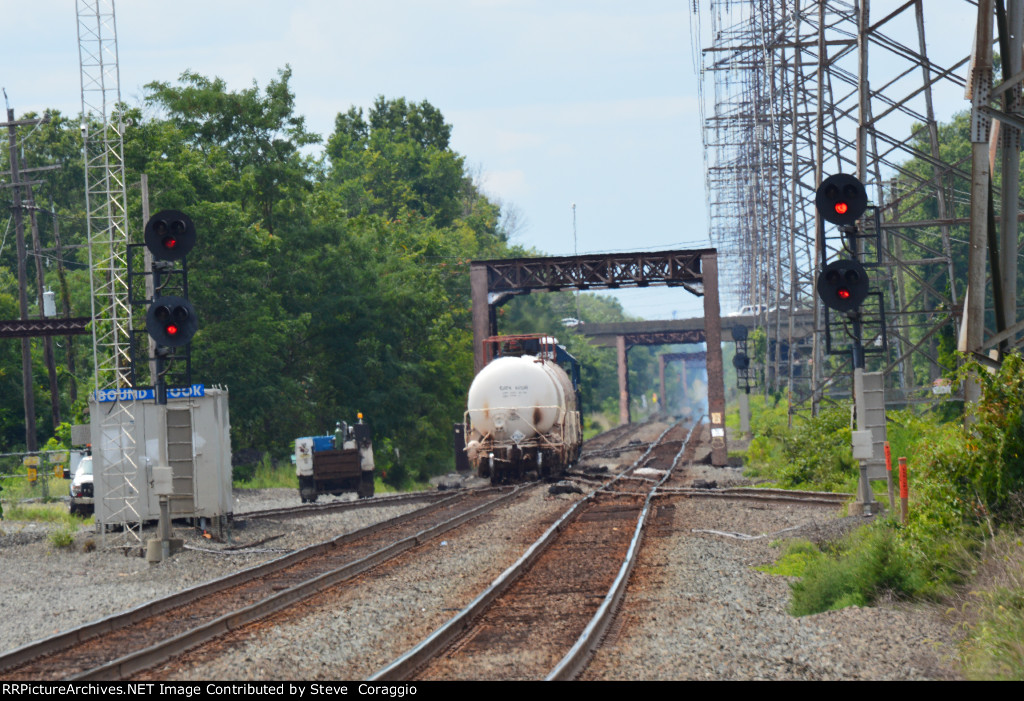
[470, 250, 731, 465]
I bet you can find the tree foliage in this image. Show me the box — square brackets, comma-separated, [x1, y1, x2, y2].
[0, 69, 644, 482]
[145, 66, 320, 233]
[326, 97, 471, 228]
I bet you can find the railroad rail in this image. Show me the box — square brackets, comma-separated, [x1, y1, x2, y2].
[658, 486, 851, 506]
[0, 486, 525, 681]
[369, 418, 702, 681]
[239, 488, 455, 522]
[1, 418, 852, 681]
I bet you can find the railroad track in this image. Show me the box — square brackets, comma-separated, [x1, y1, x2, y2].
[578, 422, 852, 507]
[240, 488, 455, 522]
[1, 417, 851, 682]
[0, 485, 525, 681]
[658, 486, 851, 506]
[369, 418, 702, 681]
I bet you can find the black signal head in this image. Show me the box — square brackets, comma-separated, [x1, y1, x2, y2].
[145, 210, 196, 261]
[816, 259, 870, 313]
[815, 174, 868, 226]
[146, 295, 198, 347]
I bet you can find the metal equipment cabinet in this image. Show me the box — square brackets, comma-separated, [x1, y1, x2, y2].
[88, 388, 232, 527]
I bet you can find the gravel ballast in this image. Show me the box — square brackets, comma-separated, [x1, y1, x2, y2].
[0, 489, 426, 654]
[0, 472, 964, 680]
[137, 485, 582, 680]
[582, 498, 961, 681]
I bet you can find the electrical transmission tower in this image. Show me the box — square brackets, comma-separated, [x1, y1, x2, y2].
[695, 1, 1017, 417]
[77, 0, 141, 545]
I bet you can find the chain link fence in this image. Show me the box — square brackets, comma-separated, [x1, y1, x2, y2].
[0, 449, 83, 517]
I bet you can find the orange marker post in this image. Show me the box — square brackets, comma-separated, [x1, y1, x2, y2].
[898, 457, 909, 525]
[884, 442, 894, 512]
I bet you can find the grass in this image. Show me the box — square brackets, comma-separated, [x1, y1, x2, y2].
[955, 532, 1024, 680]
[736, 357, 1024, 678]
[785, 523, 946, 616]
[755, 539, 824, 577]
[1, 473, 88, 528]
[48, 524, 77, 548]
[5, 501, 72, 523]
[2, 473, 68, 502]
[961, 583, 1024, 679]
[230, 455, 428, 494]
[233, 456, 298, 490]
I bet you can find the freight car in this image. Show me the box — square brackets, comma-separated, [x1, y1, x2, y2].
[462, 335, 582, 484]
[296, 416, 375, 502]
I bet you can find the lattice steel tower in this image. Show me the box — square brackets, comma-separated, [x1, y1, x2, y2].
[694, 1, 1011, 417]
[77, 0, 142, 545]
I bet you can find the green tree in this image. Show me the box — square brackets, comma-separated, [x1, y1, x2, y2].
[887, 111, 974, 386]
[0, 73, 536, 472]
[326, 97, 474, 229]
[145, 66, 320, 234]
[304, 213, 475, 478]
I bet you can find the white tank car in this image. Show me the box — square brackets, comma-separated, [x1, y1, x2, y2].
[464, 354, 581, 483]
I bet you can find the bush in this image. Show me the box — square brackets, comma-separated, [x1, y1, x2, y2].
[789, 524, 935, 616]
[893, 354, 1024, 546]
[950, 355, 1024, 520]
[49, 525, 76, 548]
[743, 400, 858, 491]
[232, 461, 257, 484]
[381, 458, 410, 490]
[747, 351, 1024, 665]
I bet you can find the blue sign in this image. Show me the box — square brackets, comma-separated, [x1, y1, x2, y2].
[167, 384, 205, 399]
[94, 384, 205, 403]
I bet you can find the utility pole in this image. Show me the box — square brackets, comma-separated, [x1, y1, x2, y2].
[1, 110, 82, 449]
[999, 1, 1023, 347]
[965, 0, 995, 408]
[4, 107, 44, 451]
[141, 174, 158, 383]
[49, 197, 78, 405]
[20, 151, 62, 429]
[854, 0, 879, 516]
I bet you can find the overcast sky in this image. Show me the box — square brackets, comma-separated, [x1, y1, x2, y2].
[2, 1, 977, 321]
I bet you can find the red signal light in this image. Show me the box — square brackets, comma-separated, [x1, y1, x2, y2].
[816, 174, 867, 225]
[145, 210, 195, 261]
[146, 295, 197, 347]
[817, 259, 869, 312]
